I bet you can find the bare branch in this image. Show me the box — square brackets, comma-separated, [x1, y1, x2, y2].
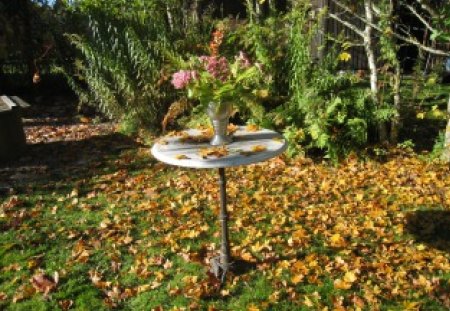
[371, 4, 381, 16]
[328, 13, 364, 38]
[414, 0, 439, 19]
[329, 0, 450, 57]
[405, 4, 435, 33]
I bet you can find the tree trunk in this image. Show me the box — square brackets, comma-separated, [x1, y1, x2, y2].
[442, 96, 450, 162]
[389, 0, 401, 145]
[255, 0, 261, 21]
[191, 0, 199, 25]
[166, 4, 174, 31]
[390, 62, 402, 144]
[363, 0, 387, 142]
[20, 0, 35, 82]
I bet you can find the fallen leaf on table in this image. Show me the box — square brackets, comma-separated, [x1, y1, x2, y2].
[199, 146, 228, 158]
[228, 123, 238, 134]
[240, 145, 268, 156]
[246, 124, 260, 132]
[175, 154, 190, 160]
[180, 134, 210, 144]
[251, 145, 267, 152]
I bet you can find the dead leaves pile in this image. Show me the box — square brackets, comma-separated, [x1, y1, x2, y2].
[25, 123, 114, 145]
[1, 144, 450, 309]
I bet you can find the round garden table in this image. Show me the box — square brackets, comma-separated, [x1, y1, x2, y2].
[151, 126, 287, 284]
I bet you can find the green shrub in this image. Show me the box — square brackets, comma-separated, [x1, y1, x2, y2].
[283, 1, 376, 160]
[65, 9, 178, 131]
[63, 1, 213, 132]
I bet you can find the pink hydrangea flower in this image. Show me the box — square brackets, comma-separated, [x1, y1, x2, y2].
[199, 55, 229, 82]
[171, 70, 198, 89]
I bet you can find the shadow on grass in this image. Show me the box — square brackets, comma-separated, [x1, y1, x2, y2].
[0, 132, 146, 191]
[405, 210, 450, 253]
[232, 259, 258, 276]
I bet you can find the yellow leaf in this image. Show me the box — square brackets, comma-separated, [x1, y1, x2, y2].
[251, 145, 267, 152]
[343, 271, 357, 284]
[268, 290, 280, 303]
[247, 304, 260, 311]
[256, 89, 269, 98]
[339, 52, 352, 62]
[416, 112, 425, 119]
[79, 116, 90, 123]
[416, 244, 426, 251]
[246, 124, 260, 132]
[304, 295, 314, 307]
[402, 301, 421, 310]
[291, 274, 304, 284]
[241, 252, 254, 262]
[150, 281, 162, 289]
[334, 278, 352, 290]
[329, 233, 346, 247]
[175, 154, 190, 160]
[136, 284, 151, 293]
[355, 193, 364, 202]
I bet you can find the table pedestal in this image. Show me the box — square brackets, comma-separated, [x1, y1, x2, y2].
[151, 127, 287, 285]
[210, 167, 232, 284]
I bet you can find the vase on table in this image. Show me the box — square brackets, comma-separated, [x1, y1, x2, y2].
[207, 101, 233, 146]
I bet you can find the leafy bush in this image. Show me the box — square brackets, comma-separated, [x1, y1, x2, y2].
[67, 14, 176, 131]
[64, 0, 211, 132]
[223, 3, 289, 101]
[282, 1, 376, 160]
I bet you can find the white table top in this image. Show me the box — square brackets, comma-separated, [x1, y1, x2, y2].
[151, 126, 287, 169]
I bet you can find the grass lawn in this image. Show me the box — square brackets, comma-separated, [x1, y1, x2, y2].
[0, 100, 449, 310]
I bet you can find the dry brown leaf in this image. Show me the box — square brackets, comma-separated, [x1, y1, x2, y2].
[12, 284, 36, 303]
[251, 145, 267, 152]
[79, 116, 91, 123]
[198, 146, 228, 158]
[0, 292, 7, 301]
[58, 299, 74, 310]
[30, 273, 56, 296]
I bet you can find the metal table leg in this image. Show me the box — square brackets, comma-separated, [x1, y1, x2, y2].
[210, 167, 232, 284]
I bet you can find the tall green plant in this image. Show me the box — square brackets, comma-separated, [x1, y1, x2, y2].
[285, 0, 375, 160]
[64, 1, 185, 131]
[237, 1, 289, 97]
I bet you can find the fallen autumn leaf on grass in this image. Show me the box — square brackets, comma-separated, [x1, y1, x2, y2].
[1, 102, 449, 310]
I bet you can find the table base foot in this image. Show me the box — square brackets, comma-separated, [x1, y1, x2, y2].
[210, 256, 233, 285]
